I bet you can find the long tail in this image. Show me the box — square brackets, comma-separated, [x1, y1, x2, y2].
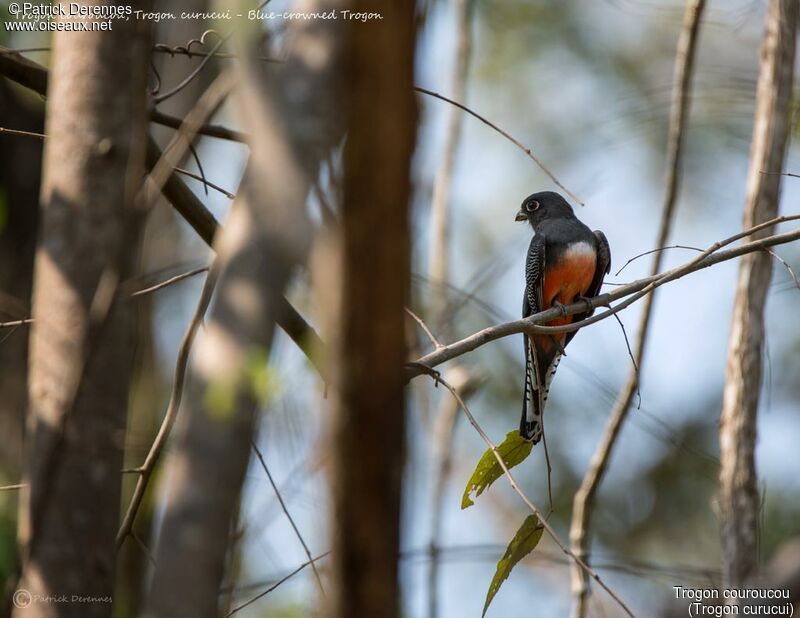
[521, 334, 543, 443]
[521, 335, 561, 444]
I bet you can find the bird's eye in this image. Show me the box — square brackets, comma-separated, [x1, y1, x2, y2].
[525, 200, 540, 212]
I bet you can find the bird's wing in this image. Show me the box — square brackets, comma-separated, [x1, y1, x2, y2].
[521, 234, 545, 441]
[588, 230, 611, 299]
[565, 230, 611, 347]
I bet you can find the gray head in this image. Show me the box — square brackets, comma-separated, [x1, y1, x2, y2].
[514, 191, 574, 227]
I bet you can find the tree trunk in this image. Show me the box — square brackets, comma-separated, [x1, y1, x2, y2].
[325, 4, 417, 617]
[718, 0, 796, 593]
[13, 4, 152, 617]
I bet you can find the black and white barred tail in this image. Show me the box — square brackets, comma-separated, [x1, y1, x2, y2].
[520, 336, 561, 444]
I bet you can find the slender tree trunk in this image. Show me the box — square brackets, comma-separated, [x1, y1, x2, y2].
[718, 0, 796, 593]
[13, 3, 152, 617]
[325, 4, 417, 617]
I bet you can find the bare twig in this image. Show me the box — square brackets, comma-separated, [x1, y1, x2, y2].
[418, 369, 636, 618]
[250, 441, 324, 594]
[764, 248, 800, 291]
[116, 262, 218, 549]
[0, 484, 26, 492]
[569, 2, 706, 614]
[414, 86, 583, 207]
[0, 318, 33, 329]
[173, 167, 236, 199]
[144, 69, 236, 206]
[130, 266, 210, 298]
[427, 0, 474, 333]
[406, 307, 443, 350]
[427, 366, 482, 618]
[152, 36, 227, 105]
[614, 244, 703, 276]
[0, 126, 45, 139]
[225, 552, 331, 617]
[150, 109, 247, 143]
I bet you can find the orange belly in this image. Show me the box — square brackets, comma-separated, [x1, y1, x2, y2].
[535, 249, 596, 352]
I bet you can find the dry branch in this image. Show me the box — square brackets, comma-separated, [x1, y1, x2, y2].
[719, 0, 797, 591]
[406, 218, 800, 379]
[569, 1, 706, 614]
[418, 369, 636, 618]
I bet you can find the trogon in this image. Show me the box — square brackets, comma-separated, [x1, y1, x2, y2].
[515, 191, 611, 443]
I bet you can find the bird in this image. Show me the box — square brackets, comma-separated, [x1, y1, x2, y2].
[515, 191, 611, 443]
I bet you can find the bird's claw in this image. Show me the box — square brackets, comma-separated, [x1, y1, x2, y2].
[551, 300, 569, 318]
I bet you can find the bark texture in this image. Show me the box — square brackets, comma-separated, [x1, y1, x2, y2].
[13, 3, 152, 617]
[326, 3, 418, 617]
[718, 0, 796, 592]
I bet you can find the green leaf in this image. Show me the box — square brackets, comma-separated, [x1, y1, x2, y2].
[483, 515, 544, 617]
[461, 431, 533, 509]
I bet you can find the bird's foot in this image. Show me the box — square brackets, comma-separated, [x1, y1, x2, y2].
[574, 295, 595, 313]
[551, 300, 569, 318]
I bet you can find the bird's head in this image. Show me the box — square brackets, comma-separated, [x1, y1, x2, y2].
[514, 191, 574, 227]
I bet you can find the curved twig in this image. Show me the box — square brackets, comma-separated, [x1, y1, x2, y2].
[116, 262, 218, 549]
[414, 86, 584, 207]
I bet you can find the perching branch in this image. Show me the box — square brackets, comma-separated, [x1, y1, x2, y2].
[569, 1, 707, 614]
[406, 216, 800, 380]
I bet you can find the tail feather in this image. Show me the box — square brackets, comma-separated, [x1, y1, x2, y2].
[520, 335, 561, 444]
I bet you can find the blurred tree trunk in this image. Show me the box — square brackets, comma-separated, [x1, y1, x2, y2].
[13, 4, 153, 616]
[0, 83, 41, 483]
[325, 4, 417, 618]
[115, 0, 217, 612]
[144, 4, 346, 617]
[718, 0, 796, 593]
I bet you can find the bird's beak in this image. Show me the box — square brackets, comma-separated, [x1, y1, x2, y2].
[515, 210, 527, 222]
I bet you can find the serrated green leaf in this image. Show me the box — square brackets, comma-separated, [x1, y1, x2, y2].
[461, 431, 533, 509]
[482, 515, 544, 617]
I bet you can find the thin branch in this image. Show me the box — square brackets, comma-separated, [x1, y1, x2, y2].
[144, 69, 237, 207]
[225, 552, 331, 617]
[250, 440, 324, 595]
[130, 266, 210, 298]
[427, 366, 482, 618]
[569, 2, 706, 614]
[611, 313, 640, 409]
[131, 531, 157, 568]
[764, 248, 800, 291]
[152, 36, 227, 105]
[150, 108, 247, 143]
[116, 262, 218, 549]
[406, 307, 443, 349]
[0, 318, 34, 329]
[614, 244, 703, 276]
[407, 218, 800, 380]
[418, 369, 636, 618]
[414, 86, 583, 207]
[0, 484, 26, 492]
[0, 126, 45, 139]
[173, 167, 236, 199]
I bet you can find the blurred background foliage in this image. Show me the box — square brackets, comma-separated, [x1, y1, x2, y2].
[1, 0, 799, 616]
